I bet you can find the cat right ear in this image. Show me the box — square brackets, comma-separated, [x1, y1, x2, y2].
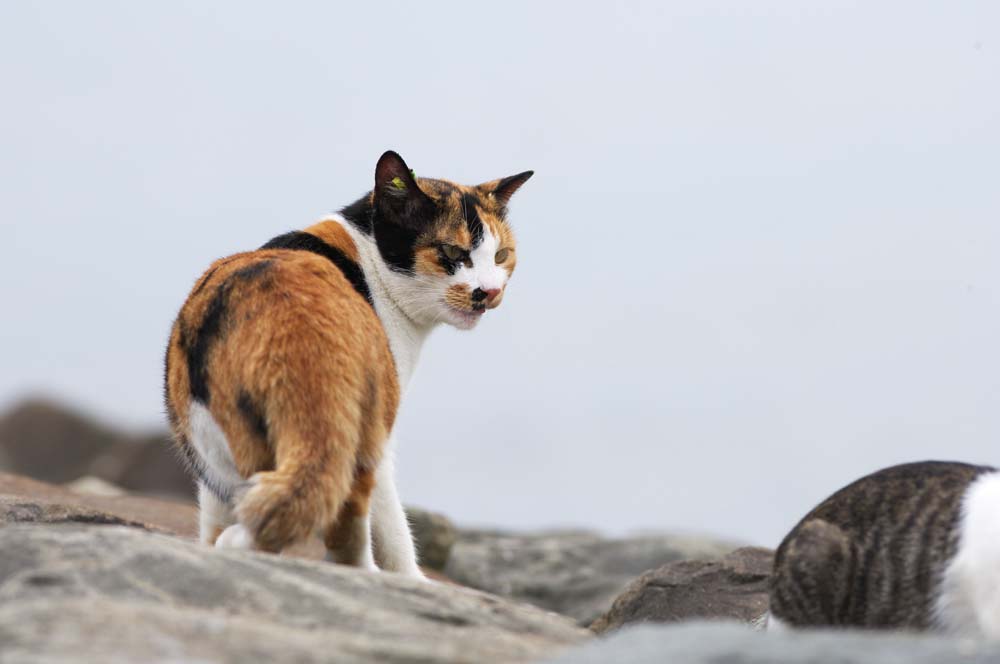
[373, 150, 434, 226]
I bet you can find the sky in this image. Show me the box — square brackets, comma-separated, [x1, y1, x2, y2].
[1, 2, 998, 545]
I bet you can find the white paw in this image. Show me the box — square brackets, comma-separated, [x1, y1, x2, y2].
[215, 524, 254, 550]
[400, 566, 428, 582]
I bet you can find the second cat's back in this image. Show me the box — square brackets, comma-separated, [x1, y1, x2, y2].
[770, 461, 994, 630]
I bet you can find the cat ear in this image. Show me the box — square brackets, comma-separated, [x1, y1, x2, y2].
[373, 150, 434, 225]
[481, 171, 534, 205]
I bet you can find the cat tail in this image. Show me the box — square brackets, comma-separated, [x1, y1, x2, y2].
[234, 423, 356, 553]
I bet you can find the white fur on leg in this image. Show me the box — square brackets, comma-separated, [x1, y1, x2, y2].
[198, 482, 235, 545]
[215, 524, 254, 550]
[935, 471, 1000, 638]
[370, 447, 424, 579]
[356, 516, 378, 572]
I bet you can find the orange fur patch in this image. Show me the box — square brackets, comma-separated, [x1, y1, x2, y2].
[444, 284, 471, 311]
[304, 220, 361, 263]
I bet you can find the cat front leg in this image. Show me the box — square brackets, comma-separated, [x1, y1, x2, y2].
[370, 445, 424, 579]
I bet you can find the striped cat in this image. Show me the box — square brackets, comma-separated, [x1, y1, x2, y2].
[768, 461, 1000, 637]
[164, 151, 532, 576]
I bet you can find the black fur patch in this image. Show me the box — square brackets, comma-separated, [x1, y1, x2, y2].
[185, 260, 274, 406]
[237, 389, 268, 443]
[260, 231, 373, 305]
[460, 193, 485, 247]
[374, 222, 420, 274]
[341, 193, 432, 274]
[340, 195, 374, 235]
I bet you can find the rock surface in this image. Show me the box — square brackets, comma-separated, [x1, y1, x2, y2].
[0, 524, 589, 663]
[445, 529, 738, 625]
[0, 472, 199, 536]
[591, 546, 773, 633]
[545, 622, 1000, 664]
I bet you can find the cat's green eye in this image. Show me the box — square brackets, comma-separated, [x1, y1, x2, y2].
[495, 248, 510, 264]
[441, 244, 465, 261]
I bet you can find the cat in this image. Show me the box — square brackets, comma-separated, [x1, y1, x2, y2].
[163, 150, 532, 576]
[767, 460, 1000, 638]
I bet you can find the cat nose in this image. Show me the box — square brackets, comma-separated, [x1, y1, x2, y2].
[472, 288, 502, 304]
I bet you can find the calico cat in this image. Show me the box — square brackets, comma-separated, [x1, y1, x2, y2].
[164, 151, 532, 576]
[768, 461, 1000, 637]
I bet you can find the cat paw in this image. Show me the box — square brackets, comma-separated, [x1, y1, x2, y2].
[214, 524, 254, 550]
[402, 567, 429, 582]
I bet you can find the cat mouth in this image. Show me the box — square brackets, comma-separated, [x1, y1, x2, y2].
[446, 304, 486, 325]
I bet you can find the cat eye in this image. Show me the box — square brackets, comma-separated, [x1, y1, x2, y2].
[441, 244, 467, 262]
[494, 248, 510, 264]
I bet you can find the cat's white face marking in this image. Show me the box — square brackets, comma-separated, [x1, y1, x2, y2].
[442, 225, 510, 330]
[459, 226, 508, 294]
[934, 470, 1000, 638]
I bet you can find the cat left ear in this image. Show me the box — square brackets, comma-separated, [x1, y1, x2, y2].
[373, 150, 434, 225]
[482, 171, 534, 205]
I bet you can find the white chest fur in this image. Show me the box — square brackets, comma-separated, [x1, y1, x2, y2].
[323, 214, 431, 389]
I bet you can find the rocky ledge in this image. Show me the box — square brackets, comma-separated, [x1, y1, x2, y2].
[0, 525, 588, 663]
[445, 528, 738, 625]
[591, 546, 773, 632]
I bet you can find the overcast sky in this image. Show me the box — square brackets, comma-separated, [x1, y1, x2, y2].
[2, 2, 998, 545]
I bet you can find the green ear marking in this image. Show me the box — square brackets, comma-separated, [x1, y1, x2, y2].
[391, 176, 406, 190]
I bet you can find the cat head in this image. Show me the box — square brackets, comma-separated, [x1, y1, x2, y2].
[344, 151, 532, 330]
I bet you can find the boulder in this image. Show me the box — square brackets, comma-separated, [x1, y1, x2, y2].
[591, 546, 773, 633]
[0, 398, 193, 499]
[445, 529, 739, 625]
[0, 524, 589, 663]
[0, 398, 122, 484]
[406, 506, 458, 571]
[545, 622, 1000, 664]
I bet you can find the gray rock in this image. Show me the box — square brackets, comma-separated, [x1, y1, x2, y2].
[591, 546, 773, 633]
[445, 529, 738, 625]
[0, 494, 154, 530]
[406, 506, 457, 571]
[0, 524, 588, 663]
[0, 471, 198, 537]
[545, 622, 1000, 664]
